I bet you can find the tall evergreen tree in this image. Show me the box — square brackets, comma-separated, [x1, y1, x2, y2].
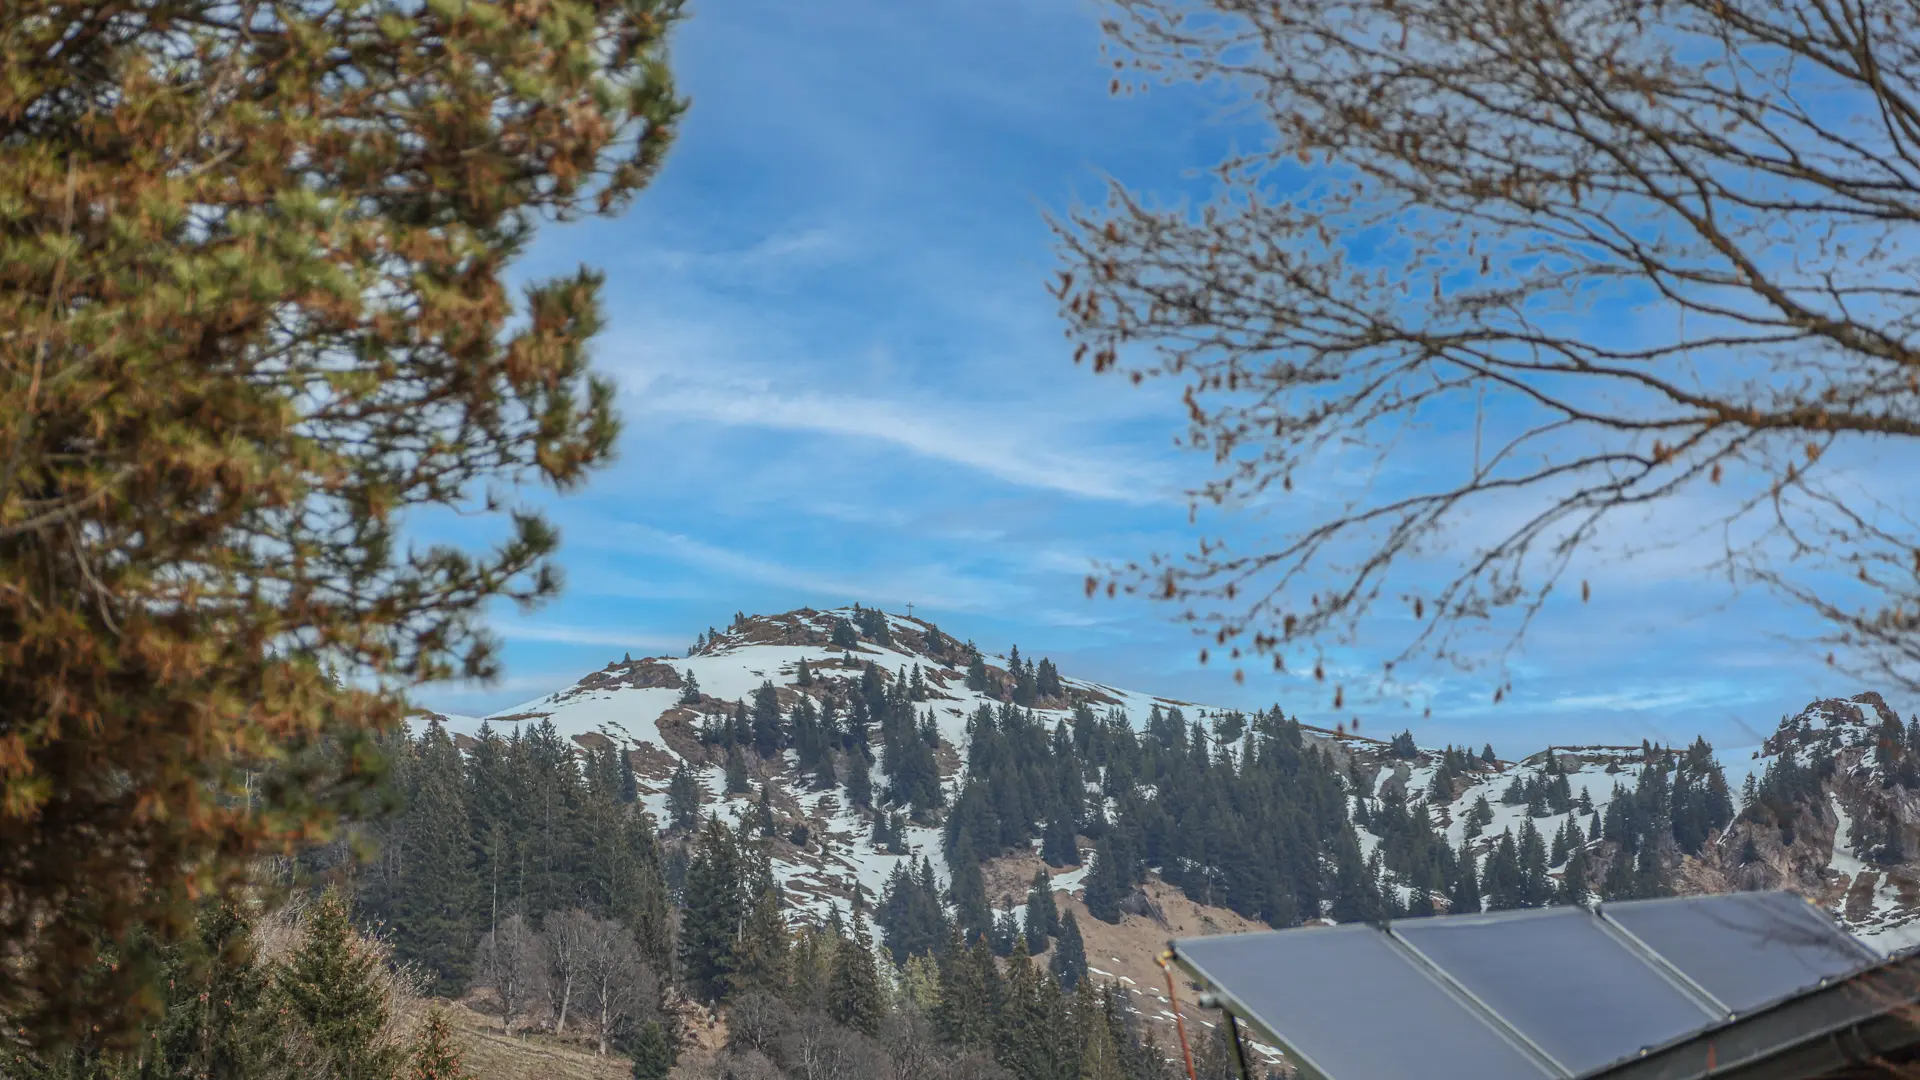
[1036, 658, 1065, 701]
[1024, 871, 1059, 954]
[678, 820, 746, 1002]
[629, 1021, 674, 1080]
[394, 721, 480, 994]
[619, 746, 640, 805]
[1601, 844, 1636, 900]
[1518, 819, 1552, 908]
[937, 933, 1002, 1053]
[277, 889, 404, 1080]
[666, 761, 701, 832]
[750, 681, 784, 758]
[0, 0, 689, 1043]
[730, 858, 791, 1000]
[1043, 815, 1081, 868]
[828, 909, 884, 1036]
[1075, 978, 1125, 1080]
[724, 744, 751, 796]
[966, 647, 990, 692]
[1560, 843, 1591, 907]
[847, 750, 874, 809]
[143, 902, 282, 1079]
[948, 834, 994, 944]
[1083, 838, 1125, 924]
[1050, 910, 1089, 991]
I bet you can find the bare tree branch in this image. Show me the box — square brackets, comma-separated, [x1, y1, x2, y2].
[1057, 0, 1920, 699]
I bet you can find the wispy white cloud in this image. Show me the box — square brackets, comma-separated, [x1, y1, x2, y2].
[635, 226, 856, 277]
[596, 524, 1028, 613]
[411, 670, 583, 709]
[633, 379, 1177, 505]
[491, 621, 683, 651]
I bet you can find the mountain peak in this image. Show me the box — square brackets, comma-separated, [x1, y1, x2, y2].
[1759, 691, 1907, 761]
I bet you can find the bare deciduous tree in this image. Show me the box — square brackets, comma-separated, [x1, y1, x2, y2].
[728, 989, 793, 1058]
[1056, 0, 1920, 697]
[577, 914, 662, 1056]
[473, 914, 548, 1037]
[778, 1009, 887, 1080]
[547, 908, 595, 1036]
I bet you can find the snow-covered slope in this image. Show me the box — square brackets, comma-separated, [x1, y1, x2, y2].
[415, 607, 1918, 958]
[1703, 692, 1920, 954]
[416, 607, 1208, 923]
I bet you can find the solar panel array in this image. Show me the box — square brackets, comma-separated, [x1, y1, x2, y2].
[1169, 891, 1881, 1080]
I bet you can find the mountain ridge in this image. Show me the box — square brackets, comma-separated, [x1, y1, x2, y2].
[414, 606, 1920, 966]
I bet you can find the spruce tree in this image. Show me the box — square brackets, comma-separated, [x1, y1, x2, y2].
[938, 934, 1001, 1053]
[1483, 830, 1524, 911]
[277, 888, 403, 1080]
[395, 721, 480, 994]
[828, 909, 885, 1036]
[847, 751, 874, 809]
[991, 907, 1022, 957]
[1050, 910, 1089, 990]
[1560, 843, 1591, 907]
[755, 782, 777, 837]
[1075, 978, 1126, 1080]
[1024, 872, 1058, 954]
[618, 746, 640, 805]
[966, 647, 989, 692]
[796, 656, 814, 686]
[409, 1008, 472, 1080]
[724, 744, 751, 796]
[1518, 819, 1551, 907]
[948, 834, 994, 944]
[730, 860, 791, 1000]
[1037, 658, 1065, 701]
[1043, 814, 1081, 867]
[1000, 936, 1071, 1080]
[678, 820, 746, 1002]
[145, 902, 282, 1079]
[1633, 843, 1672, 899]
[1601, 845, 1635, 900]
[629, 1021, 674, 1080]
[1084, 838, 1124, 924]
[610, 807, 674, 974]
[666, 762, 701, 832]
[679, 671, 702, 705]
[751, 680, 785, 757]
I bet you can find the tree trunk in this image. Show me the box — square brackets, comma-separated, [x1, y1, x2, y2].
[598, 991, 610, 1056]
[555, 973, 572, 1034]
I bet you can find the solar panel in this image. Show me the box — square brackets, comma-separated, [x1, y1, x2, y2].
[1392, 907, 1718, 1075]
[1170, 892, 1890, 1080]
[1172, 924, 1559, 1080]
[1600, 892, 1880, 1015]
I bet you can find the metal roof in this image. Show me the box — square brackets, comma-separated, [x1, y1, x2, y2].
[1168, 891, 1899, 1080]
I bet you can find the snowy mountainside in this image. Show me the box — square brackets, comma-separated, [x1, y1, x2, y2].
[419, 606, 1215, 922]
[1365, 691, 1920, 955]
[416, 607, 1920, 959]
[1687, 691, 1920, 953]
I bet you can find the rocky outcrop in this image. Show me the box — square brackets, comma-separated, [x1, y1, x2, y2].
[1679, 692, 1920, 949]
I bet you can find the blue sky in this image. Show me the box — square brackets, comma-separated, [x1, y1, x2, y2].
[408, 0, 1882, 758]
